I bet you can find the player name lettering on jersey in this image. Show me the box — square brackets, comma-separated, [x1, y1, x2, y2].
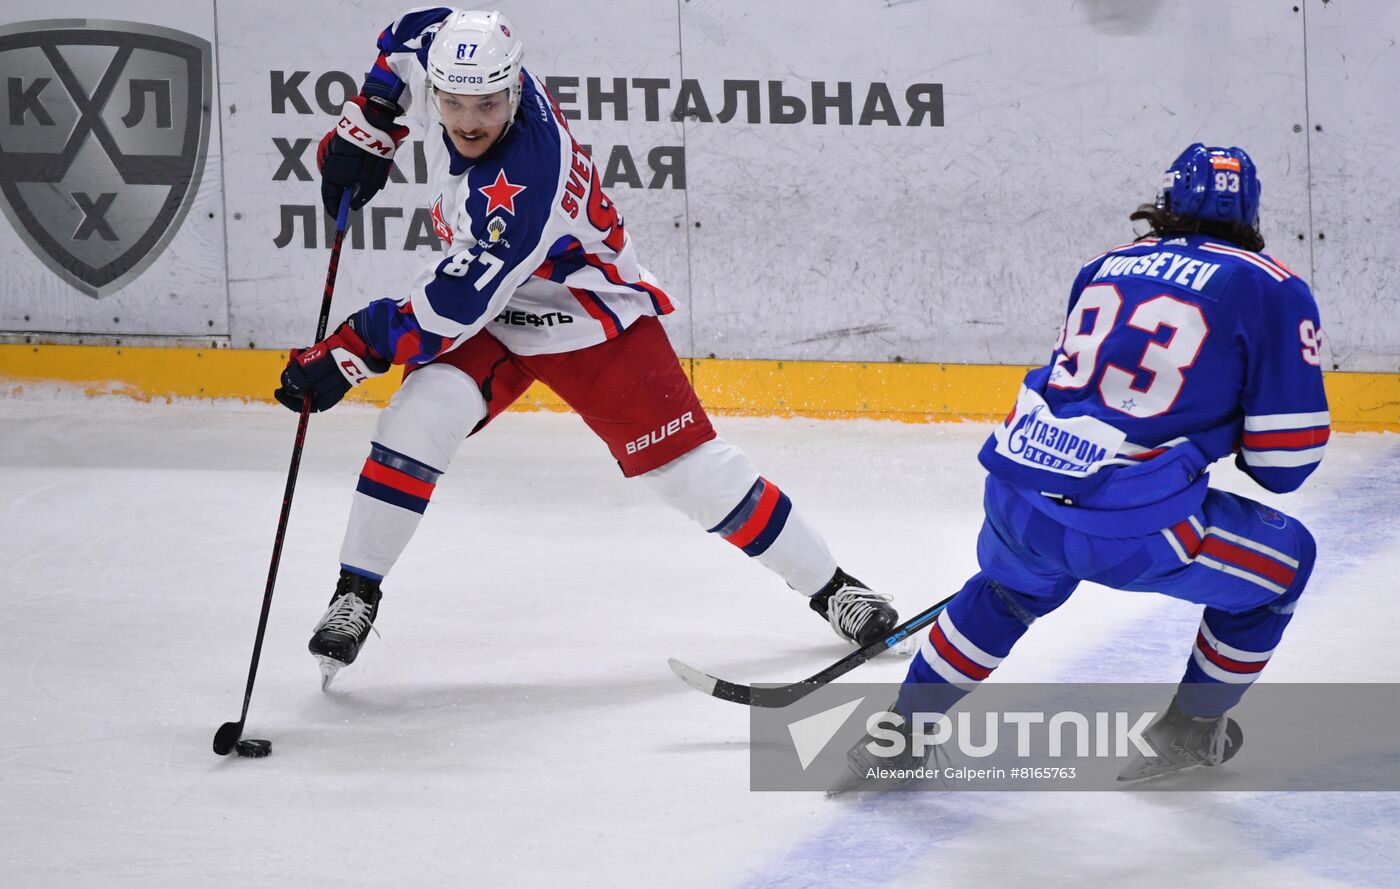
[1090, 250, 1222, 293]
[560, 140, 592, 218]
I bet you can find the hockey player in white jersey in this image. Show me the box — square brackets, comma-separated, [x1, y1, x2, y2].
[273, 9, 898, 685]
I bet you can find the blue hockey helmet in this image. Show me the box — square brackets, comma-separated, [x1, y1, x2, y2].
[1157, 143, 1261, 228]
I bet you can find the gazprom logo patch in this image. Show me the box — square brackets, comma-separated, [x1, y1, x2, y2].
[1006, 405, 1109, 473]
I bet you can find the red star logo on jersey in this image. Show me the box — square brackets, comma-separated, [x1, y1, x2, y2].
[479, 170, 527, 216]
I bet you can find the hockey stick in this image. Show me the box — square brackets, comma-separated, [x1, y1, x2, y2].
[213, 193, 353, 756]
[667, 591, 956, 709]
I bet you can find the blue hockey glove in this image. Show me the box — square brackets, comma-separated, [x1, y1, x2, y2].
[275, 317, 390, 412]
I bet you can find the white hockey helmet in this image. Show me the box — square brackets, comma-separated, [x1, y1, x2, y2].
[426, 10, 524, 118]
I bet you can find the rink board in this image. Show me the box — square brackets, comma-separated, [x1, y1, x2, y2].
[0, 2, 1398, 372]
[0, 343, 1395, 432]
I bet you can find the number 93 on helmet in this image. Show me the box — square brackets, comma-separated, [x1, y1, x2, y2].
[1157, 143, 1261, 228]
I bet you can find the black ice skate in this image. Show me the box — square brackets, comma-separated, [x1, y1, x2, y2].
[809, 569, 898, 647]
[308, 569, 382, 690]
[1117, 697, 1243, 782]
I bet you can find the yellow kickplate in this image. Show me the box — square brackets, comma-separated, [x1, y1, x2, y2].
[1, 344, 1394, 431]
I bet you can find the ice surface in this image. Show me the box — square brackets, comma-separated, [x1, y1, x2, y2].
[2, 392, 1398, 888]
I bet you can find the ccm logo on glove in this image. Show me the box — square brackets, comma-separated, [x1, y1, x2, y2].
[338, 353, 373, 385]
[275, 318, 390, 412]
[317, 94, 409, 217]
[334, 100, 401, 159]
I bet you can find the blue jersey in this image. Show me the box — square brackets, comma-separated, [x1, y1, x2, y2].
[979, 234, 1329, 535]
[347, 7, 674, 366]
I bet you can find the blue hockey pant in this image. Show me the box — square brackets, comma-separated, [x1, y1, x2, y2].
[899, 475, 1316, 717]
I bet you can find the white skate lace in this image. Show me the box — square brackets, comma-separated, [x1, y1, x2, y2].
[828, 585, 894, 642]
[318, 592, 375, 638]
[1204, 720, 1229, 765]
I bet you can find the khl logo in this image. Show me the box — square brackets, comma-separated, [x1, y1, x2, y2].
[0, 20, 212, 298]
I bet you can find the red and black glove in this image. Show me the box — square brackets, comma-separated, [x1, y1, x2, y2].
[317, 94, 409, 218]
[274, 317, 390, 412]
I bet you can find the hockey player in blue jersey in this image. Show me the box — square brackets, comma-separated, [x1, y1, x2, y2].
[271, 9, 899, 687]
[840, 143, 1328, 787]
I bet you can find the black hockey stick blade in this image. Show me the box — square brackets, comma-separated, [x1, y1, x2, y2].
[212, 719, 243, 756]
[667, 593, 954, 709]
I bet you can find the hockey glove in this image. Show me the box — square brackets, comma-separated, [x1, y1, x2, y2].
[317, 95, 409, 218]
[275, 316, 390, 413]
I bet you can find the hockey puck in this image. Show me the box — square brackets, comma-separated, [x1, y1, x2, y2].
[234, 739, 272, 758]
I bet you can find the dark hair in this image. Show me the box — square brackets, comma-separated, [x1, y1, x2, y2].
[1129, 203, 1265, 253]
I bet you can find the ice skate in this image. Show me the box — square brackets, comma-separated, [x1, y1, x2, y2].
[308, 569, 382, 690]
[828, 707, 940, 796]
[809, 569, 898, 647]
[1117, 697, 1243, 782]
